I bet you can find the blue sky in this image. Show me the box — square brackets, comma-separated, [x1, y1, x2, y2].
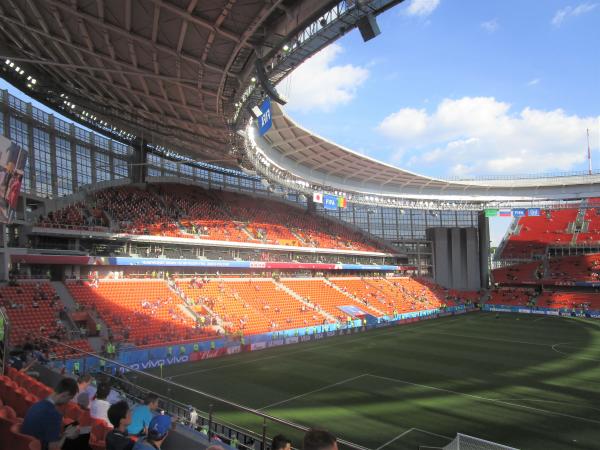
[279, 0, 600, 245]
[281, 0, 600, 180]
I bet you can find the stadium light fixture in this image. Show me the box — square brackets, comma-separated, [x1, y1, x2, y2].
[251, 77, 256, 83]
[31, 79, 36, 84]
[283, 44, 290, 52]
[4, 59, 9, 64]
[15, 66, 20, 72]
[9, 62, 14, 67]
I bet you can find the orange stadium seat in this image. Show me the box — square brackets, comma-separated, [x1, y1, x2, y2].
[39, 184, 385, 252]
[67, 280, 211, 347]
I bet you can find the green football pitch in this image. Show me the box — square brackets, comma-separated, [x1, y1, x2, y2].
[134, 312, 600, 450]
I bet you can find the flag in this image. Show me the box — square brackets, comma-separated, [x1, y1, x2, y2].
[527, 208, 541, 217]
[499, 210, 511, 217]
[323, 194, 338, 210]
[312, 192, 323, 203]
[484, 208, 498, 217]
[512, 208, 526, 217]
[337, 197, 347, 208]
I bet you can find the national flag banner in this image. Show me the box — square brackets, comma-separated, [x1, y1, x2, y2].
[337, 196, 347, 208]
[312, 192, 323, 203]
[0, 135, 27, 224]
[499, 210, 512, 217]
[527, 208, 541, 216]
[512, 208, 526, 217]
[323, 194, 338, 210]
[484, 208, 498, 217]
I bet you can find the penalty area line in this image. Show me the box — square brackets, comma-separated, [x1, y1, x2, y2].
[258, 373, 370, 411]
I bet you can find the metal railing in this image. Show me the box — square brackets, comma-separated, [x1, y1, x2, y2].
[38, 337, 370, 450]
[448, 168, 600, 182]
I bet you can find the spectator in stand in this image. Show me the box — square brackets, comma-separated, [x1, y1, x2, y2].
[91, 382, 112, 426]
[128, 392, 160, 436]
[21, 377, 80, 450]
[106, 401, 135, 450]
[75, 373, 93, 402]
[132, 415, 172, 450]
[303, 429, 338, 450]
[272, 434, 292, 450]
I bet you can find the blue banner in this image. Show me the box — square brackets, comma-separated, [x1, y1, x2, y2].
[107, 257, 250, 267]
[257, 98, 272, 136]
[323, 194, 338, 210]
[512, 208, 526, 217]
[341, 264, 399, 271]
[338, 305, 367, 316]
[527, 208, 541, 216]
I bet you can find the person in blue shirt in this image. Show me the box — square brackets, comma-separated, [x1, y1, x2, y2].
[128, 392, 159, 435]
[132, 414, 171, 450]
[21, 377, 80, 450]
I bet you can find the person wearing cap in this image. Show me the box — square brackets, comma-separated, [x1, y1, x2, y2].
[132, 415, 172, 450]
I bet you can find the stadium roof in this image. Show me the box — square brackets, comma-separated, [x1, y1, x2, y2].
[251, 102, 600, 204]
[0, 0, 381, 165]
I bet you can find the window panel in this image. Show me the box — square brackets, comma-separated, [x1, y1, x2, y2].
[33, 128, 52, 197]
[55, 137, 73, 196]
[76, 145, 92, 186]
[95, 151, 111, 182]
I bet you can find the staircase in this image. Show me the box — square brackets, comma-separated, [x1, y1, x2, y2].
[53, 282, 108, 351]
[240, 225, 257, 241]
[323, 278, 386, 316]
[273, 280, 339, 324]
[52, 281, 79, 310]
[290, 229, 308, 245]
[167, 282, 224, 327]
[571, 200, 589, 244]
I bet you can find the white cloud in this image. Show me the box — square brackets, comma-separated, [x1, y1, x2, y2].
[282, 44, 369, 113]
[527, 78, 541, 86]
[552, 2, 598, 26]
[481, 19, 499, 33]
[377, 96, 600, 176]
[405, 0, 440, 17]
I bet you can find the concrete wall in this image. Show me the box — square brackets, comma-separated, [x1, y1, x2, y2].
[427, 227, 481, 290]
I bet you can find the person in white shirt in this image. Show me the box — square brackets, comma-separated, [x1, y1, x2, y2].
[90, 382, 112, 427]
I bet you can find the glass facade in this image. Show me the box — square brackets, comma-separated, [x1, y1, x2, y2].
[0, 88, 476, 268]
[1, 90, 136, 196]
[318, 203, 477, 241]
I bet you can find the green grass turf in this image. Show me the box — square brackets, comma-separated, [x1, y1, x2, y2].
[131, 312, 600, 450]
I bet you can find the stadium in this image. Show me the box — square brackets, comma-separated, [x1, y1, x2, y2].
[0, 1, 598, 449]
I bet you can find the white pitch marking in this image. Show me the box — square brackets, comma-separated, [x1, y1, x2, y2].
[368, 374, 600, 425]
[375, 428, 416, 450]
[258, 373, 369, 410]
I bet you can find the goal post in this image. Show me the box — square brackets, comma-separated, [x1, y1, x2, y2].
[442, 433, 519, 450]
